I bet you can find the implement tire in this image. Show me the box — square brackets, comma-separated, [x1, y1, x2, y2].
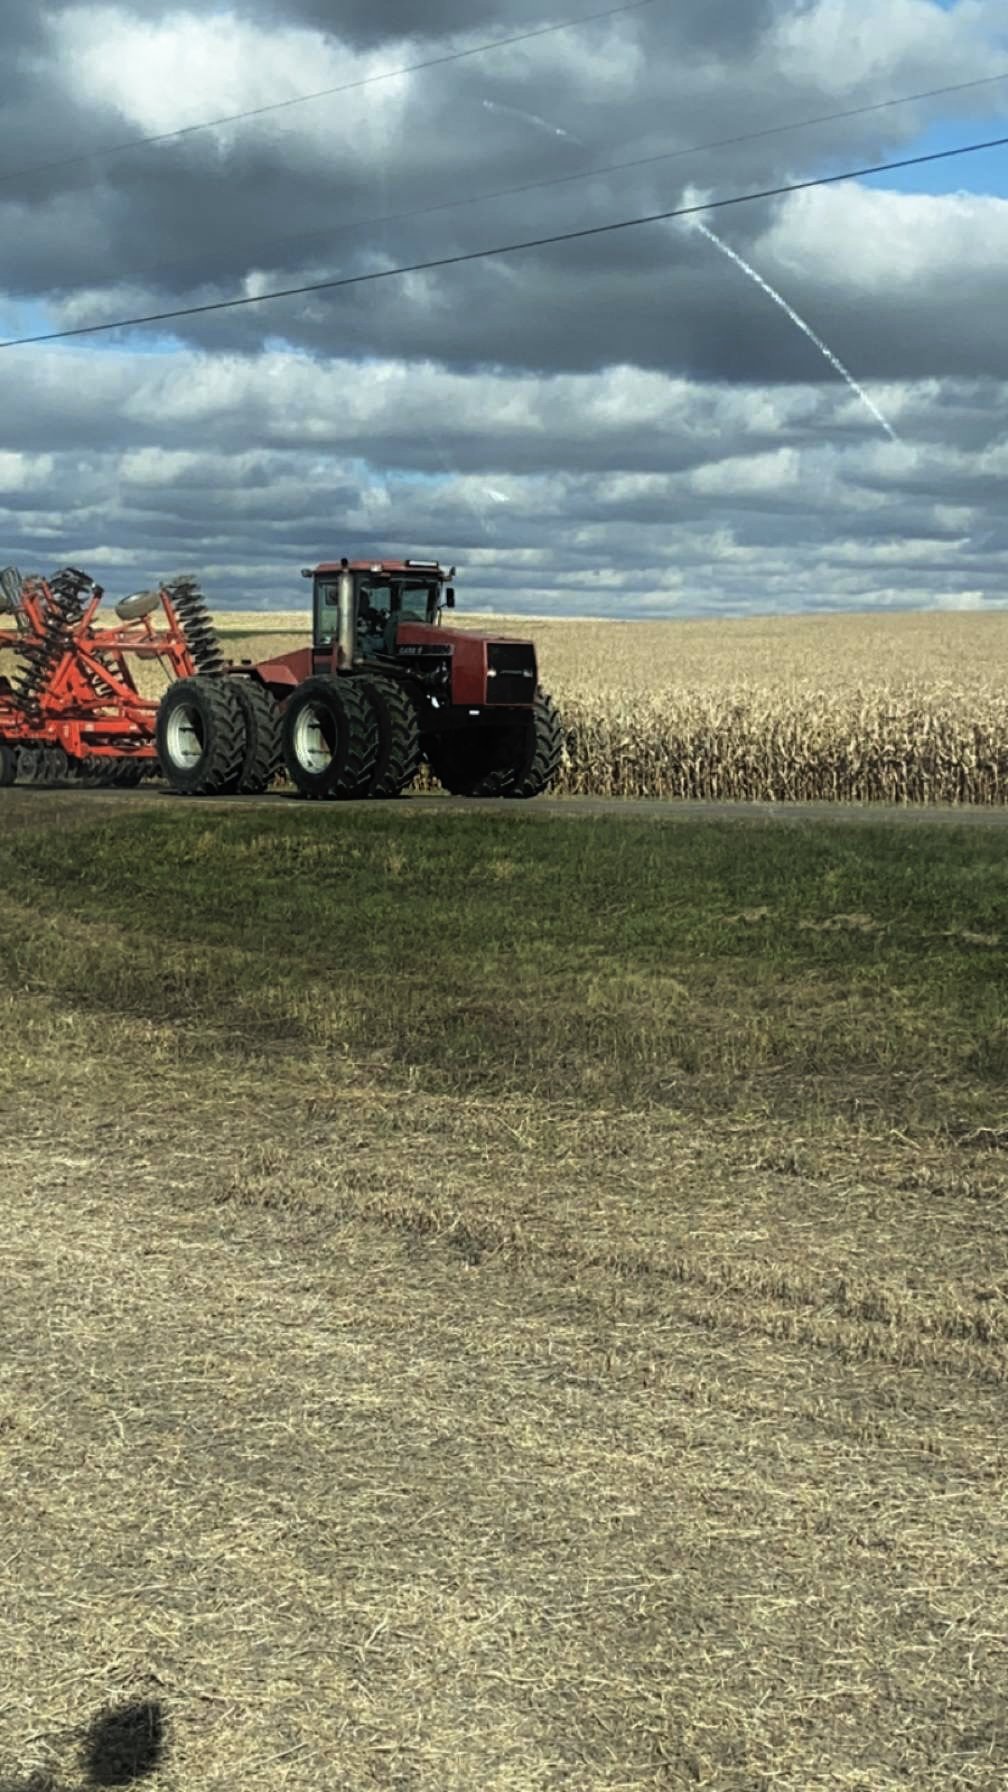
[110, 757, 146, 787]
[156, 676, 246, 796]
[16, 746, 44, 785]
[41, 746, 69, 784]
[357, 673, 421, 797]
[74, 755, 111, 787]
[281, 675, 380, 800]
[0, 741, 15, 786]
[224, 676, 284, 795]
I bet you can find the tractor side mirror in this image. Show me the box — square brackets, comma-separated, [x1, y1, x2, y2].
[445, 587, 455, 608]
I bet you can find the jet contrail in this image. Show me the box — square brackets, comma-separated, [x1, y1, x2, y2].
[689, 216, 899, 443]
[482, 98, 585, 146]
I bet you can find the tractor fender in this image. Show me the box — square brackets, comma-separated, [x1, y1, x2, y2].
[248, 647, 314, 706]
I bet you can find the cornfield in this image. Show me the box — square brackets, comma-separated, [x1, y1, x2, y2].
[218, 607, 1008, 805]
[551, 683, 1008, 802]
[6, 603, 1008, 803]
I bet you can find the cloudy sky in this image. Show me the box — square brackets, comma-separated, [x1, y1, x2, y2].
[0, 0, 1006, 617]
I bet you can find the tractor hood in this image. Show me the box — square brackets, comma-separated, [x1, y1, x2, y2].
[397, 622, 538, 707]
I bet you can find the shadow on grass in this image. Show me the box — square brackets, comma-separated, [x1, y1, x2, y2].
[1, 1700, 165, 1792]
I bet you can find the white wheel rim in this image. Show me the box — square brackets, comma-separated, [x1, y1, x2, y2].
[293, 702, 337, 774]
[166, 703, 205, 770]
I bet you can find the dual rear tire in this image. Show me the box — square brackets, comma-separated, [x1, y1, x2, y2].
[155, 674, 284, 797]
[155, 677, 247, 796]
[280, 672, 420, 800]
[155, 671, 420, 800]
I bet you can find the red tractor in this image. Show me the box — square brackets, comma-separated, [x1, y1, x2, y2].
[155, 557, 564, 800]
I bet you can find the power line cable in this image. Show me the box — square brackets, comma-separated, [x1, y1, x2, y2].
[3, 131, 1005, 349]
[0, 0, 660, 191]
[93, 66, 1008, 290]
[372, 68, 1008, 221]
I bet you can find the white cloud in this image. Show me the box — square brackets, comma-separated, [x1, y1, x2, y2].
[771, 0, 991, 95]
[927, 588, 992, 608]
[120, 447, 203, 485]
[764, 187, 1008, 295]
[55, 7, 409, 141]
[0, 452, 54, 492]
[690, 448, 802, 496]
[0, 345, 1003, 619]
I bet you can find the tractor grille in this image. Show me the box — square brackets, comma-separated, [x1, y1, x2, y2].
[486, 641, 536, 705]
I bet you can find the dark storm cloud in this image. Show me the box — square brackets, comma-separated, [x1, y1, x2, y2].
[3, 31, 998, 389]
[243, 0, 775, 53]
[246, 0, 566, 48]
[44, 207, 1005, 389]
[0, 0, 998, 388]
[0, 0, 1005, 617]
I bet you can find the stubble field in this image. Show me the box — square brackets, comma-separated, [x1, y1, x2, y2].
[1, 793, 1007, 1791]
[3, 602, 1008, 1791]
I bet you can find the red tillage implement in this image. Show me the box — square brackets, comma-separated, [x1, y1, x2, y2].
[0, 566, 213, 787]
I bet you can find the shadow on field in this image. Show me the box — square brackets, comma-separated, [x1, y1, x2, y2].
[81, 1703, 165, 1787]
[1, 1699, 166, 1792]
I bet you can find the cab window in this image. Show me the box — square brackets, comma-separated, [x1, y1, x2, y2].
[315, 578, 340, 645]
[358, 582, 392, 640]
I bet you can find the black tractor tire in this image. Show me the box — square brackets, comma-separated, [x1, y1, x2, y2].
[223, 677, 284, 795]
[356, 673, 421, 797]
[155, 676, 246, 796]
[426, 692, 564, 799]
[424, 729, 516, 797]
[504, 689, 564, 798]
[281, 675, 380, 800]
[0, 741, 15, 786]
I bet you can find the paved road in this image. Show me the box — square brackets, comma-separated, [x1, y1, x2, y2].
[4, 784, 1008, 828]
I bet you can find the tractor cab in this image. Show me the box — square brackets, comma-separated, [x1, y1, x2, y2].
[304, 558, 455, 667]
